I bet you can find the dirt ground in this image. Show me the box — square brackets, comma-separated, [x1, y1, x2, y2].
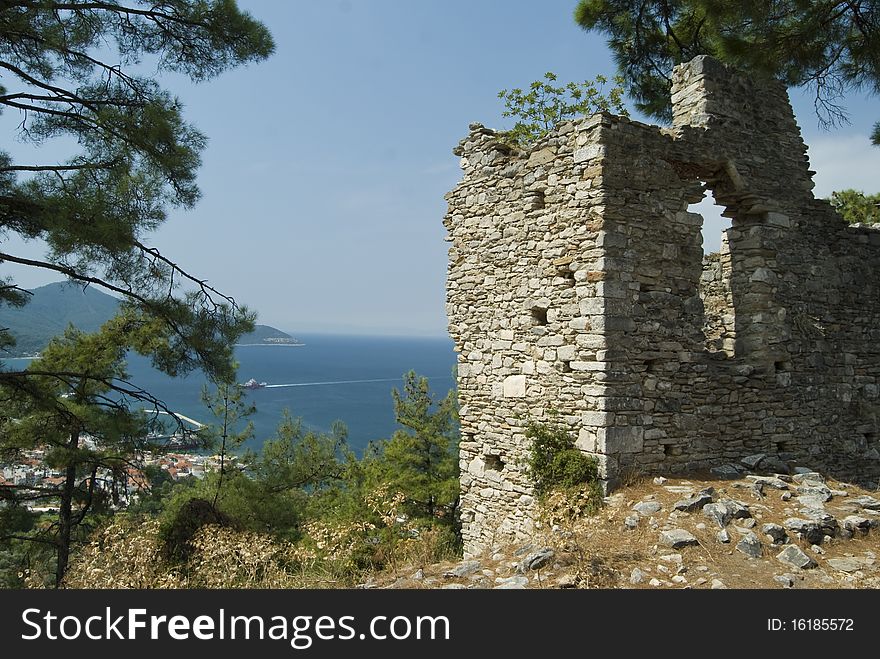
[366, 471, 880, 590]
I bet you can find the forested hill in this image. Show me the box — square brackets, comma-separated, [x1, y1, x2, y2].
[0, 281, 298, 357]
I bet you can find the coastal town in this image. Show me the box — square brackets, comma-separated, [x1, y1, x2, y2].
[0, 437, 224, 513]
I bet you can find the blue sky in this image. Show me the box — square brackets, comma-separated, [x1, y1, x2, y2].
[3, 1, 879, 337]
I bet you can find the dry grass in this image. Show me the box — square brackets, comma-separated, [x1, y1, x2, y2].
[367, 473, 880, 590]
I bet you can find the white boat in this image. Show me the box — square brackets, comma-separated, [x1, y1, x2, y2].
[239, 378, 268, 390]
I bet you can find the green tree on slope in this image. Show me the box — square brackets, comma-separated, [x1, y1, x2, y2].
[371, 371, 459, 526]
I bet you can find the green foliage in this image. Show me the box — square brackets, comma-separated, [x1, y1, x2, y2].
[368, 371, 459, 527]
[157, 410, 350, 551]
[198, 380, 254, 505]
[574, 0, 880, 133]
[0, 311, 190, 585]
[0, 1, 271, 389]
[830, 189, 880, 225]
[56, 374, 463, 587]
[1, 1, 273, 585]
[873, 122, 880, 147]
[526, 416, 600, 500]
[498, 71, 628, 147]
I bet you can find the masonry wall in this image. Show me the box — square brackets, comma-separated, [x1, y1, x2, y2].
[445, 56, 880, 557]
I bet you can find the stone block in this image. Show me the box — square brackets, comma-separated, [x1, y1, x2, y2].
[502, 374, 526, 398]
[600, 426, 644, 453]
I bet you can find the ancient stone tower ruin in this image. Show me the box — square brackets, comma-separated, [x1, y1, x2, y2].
[443, 56, 880, 557]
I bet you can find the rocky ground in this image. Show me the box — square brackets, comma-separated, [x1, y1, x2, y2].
[364, 460, 880, 589]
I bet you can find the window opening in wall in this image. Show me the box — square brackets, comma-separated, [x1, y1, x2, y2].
[484, 454, 505, 472]
[524, 189, 545, 211]
[775, 360, 791, 373]
[531, 306, 548, 326]
[692, 183, 736, 357]
[557, 264, 576, 287]
[775, 440, 793, 453]
[691, 184, 732, 255]
[865, 432, 877, 447]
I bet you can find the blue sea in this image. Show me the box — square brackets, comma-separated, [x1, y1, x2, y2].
[125, 334, 457, 454]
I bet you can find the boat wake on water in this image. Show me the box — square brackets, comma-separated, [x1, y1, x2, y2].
[264, 376, 451, 389]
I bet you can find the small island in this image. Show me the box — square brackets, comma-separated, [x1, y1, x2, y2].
[234, 324, 304, 347]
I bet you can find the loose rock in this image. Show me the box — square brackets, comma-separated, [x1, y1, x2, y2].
[774, 574, 795, 588]
[776, 545, 818, 570]
[444, 560, 481, 578]
[633, 501, 663, 515]
[494, 575, 529, 589]
[761, 523, 788, 545]
[741, 453, 766, 469]
[674, 493, 714, 512]
[520, 548, 554, 572]
[660, 529, 699, 549]
[746, 475, 790, 490]
[736, 531, 763, 558]
[783, 518, 825, 545]
[826, 558, 862, 573]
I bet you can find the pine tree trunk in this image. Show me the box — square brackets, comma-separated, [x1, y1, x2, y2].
[54, 429, 79, 588]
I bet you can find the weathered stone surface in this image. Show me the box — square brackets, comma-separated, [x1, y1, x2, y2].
[746, 475, 789, 490]
[798, 508, 840, 537]
[792, 472, 826, 484]
[444, 560, 481, 578]
[703, 499, 750, 528]
[674, 493, 714, 512]
[736, 532, 763, 558]
[776, 546, 818, 570]
[447, 53, 880, 556]
[797, 495, 830, 508]
[741, 454, 766, 469]
[630, 567, 647, 584]
[761, 523, 788, 545]
[783, 518, 825, 545]
[494, 575, 529, 589]
[660, 529, 699, 549]
[774, 574, 795, 588]
[520, 548, 554, 572]
[850, 495, 880, 511]
[843, 515, 875, 532]
[826, 558, 863, 573]
[717, 529, 731, 544]
[796, 483, 833, 502]
[624, 515, 640, 530]
[633, 501, 663, 515]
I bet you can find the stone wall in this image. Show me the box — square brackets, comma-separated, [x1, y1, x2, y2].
[444, 56, 880, 557]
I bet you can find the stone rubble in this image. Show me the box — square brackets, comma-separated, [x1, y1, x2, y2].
[387, 473, 880, 590]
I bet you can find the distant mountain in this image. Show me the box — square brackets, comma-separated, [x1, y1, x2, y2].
[0, 282, 120, 356]
[0, 281, 300, 357]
